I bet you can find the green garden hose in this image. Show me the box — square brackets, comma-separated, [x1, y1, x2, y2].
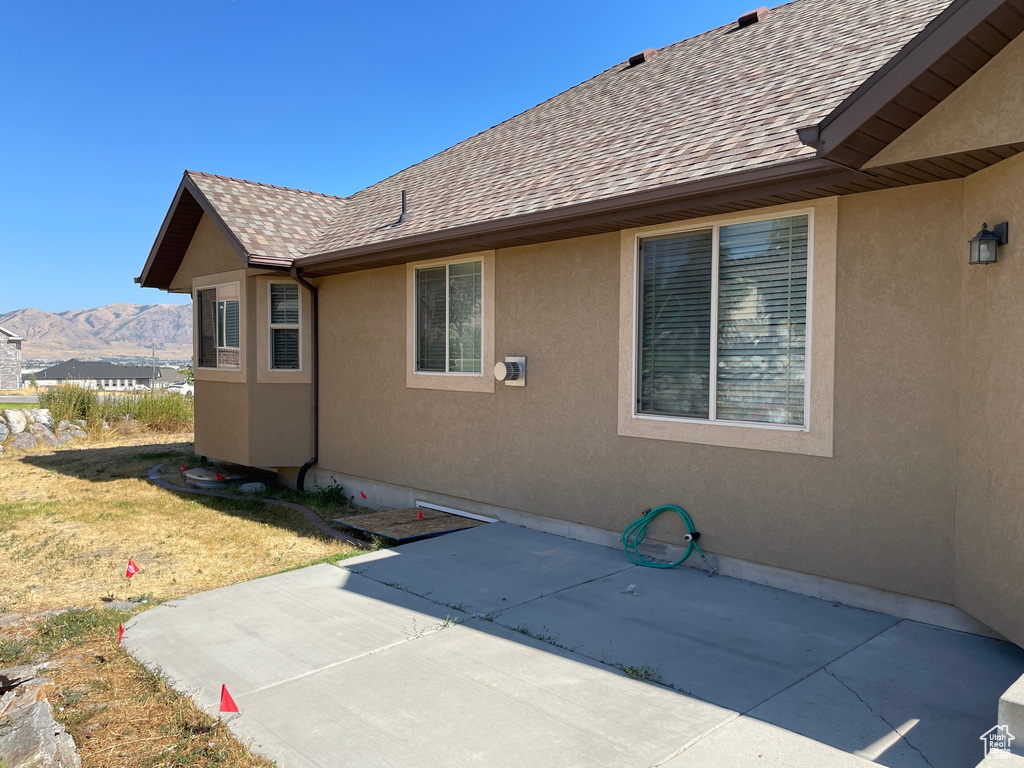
[621, 505, 716, 575]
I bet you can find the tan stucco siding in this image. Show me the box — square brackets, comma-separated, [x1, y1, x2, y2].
[956, 152, 1024, 645]
[169, 215, 245, 293]
[195, 380, 250, 465]
[866, 33, 1024, 168]
[316, 184, 964, 604]
[247, 383, 313, 467]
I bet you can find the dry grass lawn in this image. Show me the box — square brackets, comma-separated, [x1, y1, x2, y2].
[0, 432, 356, 613]
[0, 432, 361, 767]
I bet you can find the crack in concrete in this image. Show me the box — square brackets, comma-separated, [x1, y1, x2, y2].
[822, 666, 936, 768]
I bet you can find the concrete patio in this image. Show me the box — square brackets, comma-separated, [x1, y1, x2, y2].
[126, 523, 1024, 767]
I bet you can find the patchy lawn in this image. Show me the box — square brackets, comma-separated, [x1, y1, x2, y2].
[0, 432, 362, 767]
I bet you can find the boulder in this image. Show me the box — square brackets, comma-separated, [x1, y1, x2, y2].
[8, 433, 40, 451]
[0, 420, 8, 443]
[27, 409, 52, 428]
[3, 410, 27, 434]
[238, 482, 267, 494]
[56, 421, 87, 442]
[0, 665, 81, 768]
[28, 423, 63, 447]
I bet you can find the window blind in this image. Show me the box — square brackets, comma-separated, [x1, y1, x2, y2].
[447, 261, 482, 373]
[197, 289, 217, 368]
[272, 328, 300, 369]
[638, 229, 713, 417]
[717, 216, 808, 426]
[417, 266, 446, 372]
[270, 284, 299, 325]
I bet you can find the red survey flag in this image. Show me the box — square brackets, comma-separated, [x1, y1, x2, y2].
[125, 559, 140, 579]
[360, 491, 367, 499]
[215, 472, 227, 481]
[179, 464, 187, 474]
[118, 623, 124, 644]
[417, 509, 423, 521]
[220, 685, 239, 713]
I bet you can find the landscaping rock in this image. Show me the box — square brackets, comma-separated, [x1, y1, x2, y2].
[3, 410, 27, 434]
[101, 601, 136, 611]
[0, 665, 81, 768]
[0, 419, 9, 443]
[55, 421, 87, 442]
[239, 482, 267, 494]
[28, 423, 63, 448]
[27, 409, 52, 428]
[8, 433, 40, 451]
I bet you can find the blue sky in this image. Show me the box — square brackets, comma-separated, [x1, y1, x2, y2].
[1, 0, 755, 313]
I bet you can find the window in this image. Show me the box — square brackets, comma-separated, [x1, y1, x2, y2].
[618, 201, 836, 458]
[638, 215, 808, 427]
[269, 283, 300, 370]
[197, 284, 240, 369]
[415, 260, 482, 374]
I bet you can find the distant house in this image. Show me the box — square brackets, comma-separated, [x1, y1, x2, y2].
[34, 359, 164, 390]
[0, 325, 22, 390]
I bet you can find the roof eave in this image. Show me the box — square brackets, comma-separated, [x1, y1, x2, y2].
[812, 0, 1024, 168]
[136, 172, 252, 291]
[295, 157, 873, 277]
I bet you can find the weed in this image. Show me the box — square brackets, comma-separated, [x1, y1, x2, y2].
[33, 608, 134, 654]
[619, 663, 664, 684]
[39, 385, 194, 432]
[509, 624, 577, 651]
[0, 638, 31, 666]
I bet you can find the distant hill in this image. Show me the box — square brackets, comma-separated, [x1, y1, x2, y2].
[0, 303, 192, 364]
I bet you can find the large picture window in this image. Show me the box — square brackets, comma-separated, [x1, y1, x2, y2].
[415, 259, 482, 374]
[197, 283, 240, 370]
[269, 283, 300, 370]
[638, 214, 808, 427]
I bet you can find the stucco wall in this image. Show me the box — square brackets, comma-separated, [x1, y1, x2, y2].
[195, 380, 250, 465]
[956, 152, 1024, 645]
[169, 215, 244, 293]
[866, 33, 1024, 168]
[316, 181, 964, 604]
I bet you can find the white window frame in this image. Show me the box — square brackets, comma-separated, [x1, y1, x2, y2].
[413, 256, 485, 377]
[196, 281, 241, 371]
[633, 211, 813, 432]
[618, 199, 837, 457]
[405, 251, 495, 393]
[268, 281, 302, 372]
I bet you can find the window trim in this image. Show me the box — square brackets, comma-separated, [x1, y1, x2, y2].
[268, 281, 302, 372]
[406, 251, 495, 393]
[618, 199, 836, 457]
[196, 281, 241, 372]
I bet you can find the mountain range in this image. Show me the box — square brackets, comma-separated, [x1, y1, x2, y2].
[0, 303, 192, 364]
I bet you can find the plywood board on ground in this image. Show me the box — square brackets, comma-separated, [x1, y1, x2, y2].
[332, 508, 485, 545]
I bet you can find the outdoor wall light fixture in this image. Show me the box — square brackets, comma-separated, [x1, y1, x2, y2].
[969, 222, 1008, 265]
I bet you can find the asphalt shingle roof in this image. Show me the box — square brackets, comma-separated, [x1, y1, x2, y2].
[187, 172, 348, 265]
[186, 0, 952, 263]
[35, 360, 161, 381]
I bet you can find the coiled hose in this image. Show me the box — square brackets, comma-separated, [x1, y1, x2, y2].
[621, 504, 716, 574]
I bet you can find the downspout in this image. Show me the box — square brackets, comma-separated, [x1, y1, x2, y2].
[291, 265, 319, 491]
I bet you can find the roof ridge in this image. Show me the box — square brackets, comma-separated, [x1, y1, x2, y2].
[185, 170, 349, 202]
